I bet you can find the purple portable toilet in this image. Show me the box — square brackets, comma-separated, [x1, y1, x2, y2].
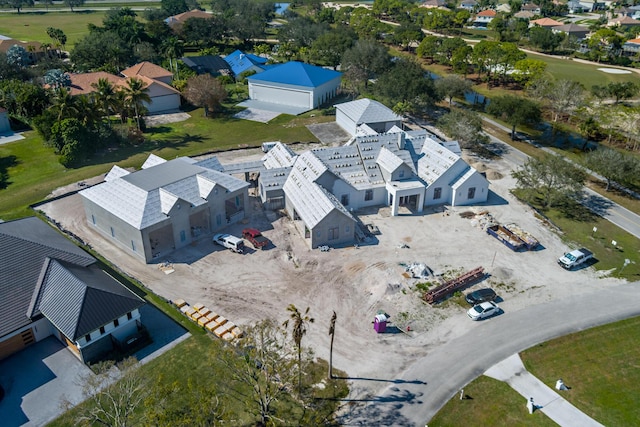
[374, 314, 387, 333]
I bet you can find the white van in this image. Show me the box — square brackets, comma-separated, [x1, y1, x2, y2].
[213, 233, 245, 253]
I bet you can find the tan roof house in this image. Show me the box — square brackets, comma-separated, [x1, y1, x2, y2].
[164, 9, 211, 30]
[68, 71, 124, 96]
[607, 16, 640, 28]
[529, 17, 563, 28]
[122, 61, 174, 85]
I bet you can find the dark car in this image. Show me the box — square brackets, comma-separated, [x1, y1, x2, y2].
[465, 288, 497, 305]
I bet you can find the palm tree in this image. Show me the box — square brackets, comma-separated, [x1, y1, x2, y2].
[51, 87, 78, 123]
[123, 78, 150, 130]
[283, 304, 314, 397]
[162, 37, 184, 74]
[91, 78, 118, 126]
[328, 311, 337, 379]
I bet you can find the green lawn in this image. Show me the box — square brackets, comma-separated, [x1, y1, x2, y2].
[432, 316, 640, 426]
[429, 376, 557, 426]
[0, 11, 107, 49]
[0, 109, 328, 220]
[521, 316, 640, 427]
[526, 52, 640, 88]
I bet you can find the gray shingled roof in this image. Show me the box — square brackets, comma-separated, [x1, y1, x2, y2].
[34, 260, 144, 340]
[335, 99, 402, 125]
[0, 217, 95, 338]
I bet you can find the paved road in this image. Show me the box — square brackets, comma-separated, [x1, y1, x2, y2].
[482, 117, 640, 240]
[343, 280, 640, 425]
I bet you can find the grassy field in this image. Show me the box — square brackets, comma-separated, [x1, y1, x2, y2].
[0, 109, 328, 220]
[428, 376, 557, 426]
[0, 11, 106, 49]
[521, 316, 640, 426]
[526, 52, 640, 88]
[431, 316, 640, 426]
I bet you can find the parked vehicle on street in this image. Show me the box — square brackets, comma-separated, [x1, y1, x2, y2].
[213, 233, 245, 253]
[558, 248, 593, 270]
[242, 228, 269, 249]
[465, 288, 497, 305]
[467, 301, 500, 321]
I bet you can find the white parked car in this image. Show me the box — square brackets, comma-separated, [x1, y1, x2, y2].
[467, 301, 500, 321]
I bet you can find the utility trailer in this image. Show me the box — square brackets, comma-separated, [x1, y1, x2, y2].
[423, 267, 485, 304]
[504, 223, 539, 250]
[486, 225, 526, 251]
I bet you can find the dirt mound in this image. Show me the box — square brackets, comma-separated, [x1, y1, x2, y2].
[473, 162, 488, 172]
[486, 170, 504, 180]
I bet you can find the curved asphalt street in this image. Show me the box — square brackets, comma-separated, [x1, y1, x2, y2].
[343, 280, 640, 426]
[482, 117, 640, 240]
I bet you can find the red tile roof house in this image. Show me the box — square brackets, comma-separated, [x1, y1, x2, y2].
[67, 62, 181, 114]
[0, 217, 145, 364]
[473, 10, 497, 28]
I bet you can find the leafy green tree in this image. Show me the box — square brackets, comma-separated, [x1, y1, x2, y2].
[417, 35, 441, 64]
[72, 31, 131, 72]
[486, 94, 541, 139]
[437, 109, 488, 148]
[591, 82, 639, 105]
[512, 155, 586, 209]
[310, 28, 356, 69]
[512, 58, 547, 87]
[341, 40, 392, 90]
[435, 75, 473, 107]
[161, 36, 184, 73]
[451, 45, 473, 76]
[0, 79, 49, 119]
[123, 77, 151, 130]
[529, 26, 564, 53]
[91, 78, 119, 124]
[283, 305, 314, 397]
[437, 37, 467, 65]
[584, 148, 639, 191]
[51, 87, 78, 122]
[46, 27, 67, 52]
[349, 7, 387, 39]
[64, 0, 85, 12]
[161, 0, 189, 16]
[183, 74, 227, 117]
[0, 0, 34, 13]
[103, 7, 146, 46]
[225, 0, 273, 44]
[375, 58, 440, 113]
[392, 21, 424, 51]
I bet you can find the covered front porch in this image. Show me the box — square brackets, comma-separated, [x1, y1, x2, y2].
[386, 180, 425, 216]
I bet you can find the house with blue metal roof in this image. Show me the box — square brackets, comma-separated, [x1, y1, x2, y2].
[224, 50, 268, 77]
[246, 61, 341, 113]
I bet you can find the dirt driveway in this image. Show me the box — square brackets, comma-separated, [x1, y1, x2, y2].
[36, 147, 623, 404]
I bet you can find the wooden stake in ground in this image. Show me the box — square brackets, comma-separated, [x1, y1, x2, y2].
[329, 311, 337, 379]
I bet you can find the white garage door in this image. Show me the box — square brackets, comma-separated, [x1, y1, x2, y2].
[251, 84, 310, 108]
[146, 94, 180, 114]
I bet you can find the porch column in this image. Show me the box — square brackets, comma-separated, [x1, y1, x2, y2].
[417, 189, 425, 213]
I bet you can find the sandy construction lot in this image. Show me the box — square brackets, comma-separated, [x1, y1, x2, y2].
[37, 144, 623, 406]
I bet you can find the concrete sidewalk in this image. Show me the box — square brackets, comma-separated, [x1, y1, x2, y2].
[485, 354, 604, 427]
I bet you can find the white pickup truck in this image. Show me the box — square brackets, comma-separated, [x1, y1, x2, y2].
[558, 248, 593, 270]
[213, 233, 245, 253]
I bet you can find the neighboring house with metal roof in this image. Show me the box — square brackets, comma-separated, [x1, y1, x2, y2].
[335, 98, 403, 137]
[246, 61, 341, 112]
[0, 217, 145, 363]
[224, 50, 268, 77]
[181, 55, 232, 76]
[80, 156, 249, 263]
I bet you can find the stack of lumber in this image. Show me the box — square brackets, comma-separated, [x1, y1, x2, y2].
[172, 299, 244, 340]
